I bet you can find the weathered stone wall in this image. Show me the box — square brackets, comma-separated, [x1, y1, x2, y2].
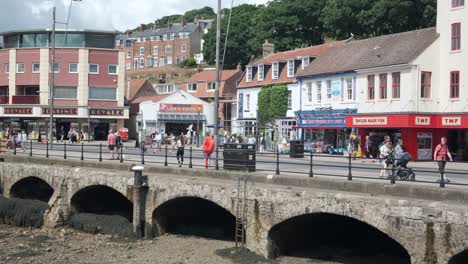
[1, 158, 468, 264]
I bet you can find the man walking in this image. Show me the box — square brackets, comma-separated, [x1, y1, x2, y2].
[434, 137, 453, 183]
[107, 129, 117, 160]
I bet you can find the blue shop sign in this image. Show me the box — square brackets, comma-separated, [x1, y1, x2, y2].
[295, 109, 357, 128]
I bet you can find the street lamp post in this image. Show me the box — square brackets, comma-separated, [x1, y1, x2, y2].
[214, 0, 221, 166]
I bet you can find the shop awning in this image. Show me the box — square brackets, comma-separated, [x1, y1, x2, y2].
[346, 114, 468, 129]
[293, 126, 344, 130]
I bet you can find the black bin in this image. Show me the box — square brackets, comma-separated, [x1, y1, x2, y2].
[290, 140, 305, 158]
[223, 144, 256, 172]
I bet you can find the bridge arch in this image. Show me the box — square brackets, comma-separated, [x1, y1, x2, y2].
[267, 212, 411, 263]
[449, 249, 468, 264]
[10, 176, 54, 202]
[151, 196, 236, 241]
[70, 185, 133, 222]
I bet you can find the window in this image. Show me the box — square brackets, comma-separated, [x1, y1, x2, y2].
[316, 81, 322, 102]
[167, 56, 173, 65]
[450, 71, 460, 98]
[326, 80, 332, 99]
[133, 58, 138, 70]
[140, 58, 145, 68]
[452, 0, 465, 8]
[5, 63, 9, 74]
[452, 23, 461, 51]
[126, 62, 131, 70]
[136, 37, 142, 42]
[306, 82, 313, 102]
[142, 37, 146, 42]
[89, 64, 99, 74]
[392, 72, 401, 99]
[368, 75, 375, 100]
[160, 56, 166, 66]
[51, 63, 60, 73]
[188, 83, 197, 92]
[207, 82, 216, 91]
[126, 51, 131, 58]
[153, 57, 158, 67]
[108, 64, 118, 75]
[32, 63, 40, 73]
[182, 56, 187, 61]
[163, 34, 168, 41]
[69, 63, 78, 73]
[420, 71, 432, 99]
[245, 94, 250, 111]
[287, 59, 295, 77]
[181, 44, 187, 52]
[272, 62, 279, 80]
[258, 65, 264, 81]
[149, 36, 155, 41]
[246, 66, 253, 82]
[302, 57, 310, 70]
[155, 36, 160, 41]
[170, 33, 175, 40]
[156, 84, 175, 94]
[16, 63, 24, 73]
[165, 45, 173, 53]
[176, 57, 180, 64]
[346, 78, 353, 100]
[153, 46, 158, 55]
[288, 90, 292, 110]
[54, 86, 77, 99]
[89, 87, 117, 100]
[146, 58, 153, 67]
[379, 73, 388, 99]
[139, 47, 145, 56]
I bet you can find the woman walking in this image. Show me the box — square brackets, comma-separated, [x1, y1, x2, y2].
[379, 141, 392, 178]
[176, 135, 185, 167]
[434, 137, 453, 183]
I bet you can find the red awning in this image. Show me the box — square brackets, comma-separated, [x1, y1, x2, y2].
[346, 114, 468, 129]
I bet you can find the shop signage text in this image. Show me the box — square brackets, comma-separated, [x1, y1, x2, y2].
[415, 116, 431, 126]
[159, 103, 203, 113]
[4, 108, 32, 115]
[90, 109, 124, 116]
[42, 108, 78, 115]
[353, 117, 387, 126]
[296, 109, 357, 128]
[441, 116, 461, 126]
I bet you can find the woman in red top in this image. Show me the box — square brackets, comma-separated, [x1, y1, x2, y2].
[433, 137, 453, 183]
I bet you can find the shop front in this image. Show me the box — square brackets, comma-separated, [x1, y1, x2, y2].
[295, 109, 357, 154]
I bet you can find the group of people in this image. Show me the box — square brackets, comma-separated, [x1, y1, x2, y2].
[4, 131, 29, 152]
[106, 129, 124, 160]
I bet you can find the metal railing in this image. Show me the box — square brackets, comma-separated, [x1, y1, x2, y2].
[0, 139, 467, 189]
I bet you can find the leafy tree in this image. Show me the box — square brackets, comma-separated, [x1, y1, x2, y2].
[257, 87, 271, 126]
[178, 57, 197, 68]
[257, 85, 288, 126]
[183, 6, 216, 22]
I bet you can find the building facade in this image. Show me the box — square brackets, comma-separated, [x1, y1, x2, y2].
[0, 29, 127, 141]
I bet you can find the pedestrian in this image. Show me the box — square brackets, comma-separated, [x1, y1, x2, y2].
[115, 131, 122, 160]
[7, 133, 15, 153]
[20, 131, 28, 152]
[170, 133, 176, 151]
[67, 129, 73, 144]
[153, 131, 162, 153]
[107, 129, 117, 160]
[365, 135, 373, 159]
[176, 135, 185, 167]
[434, 137, 453, 183]
[203, 134, 215, 169]
[394, 139, 404, 160]
[259, 135, 266, 154]
[60, 126, 65, 142]
[379, 141, 392, 178]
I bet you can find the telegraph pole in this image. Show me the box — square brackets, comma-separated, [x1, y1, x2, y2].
[49, 7, 56, 149]
[214, 0, 222, 167]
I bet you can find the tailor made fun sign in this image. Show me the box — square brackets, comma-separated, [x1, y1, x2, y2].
[352, 117, 388, 126]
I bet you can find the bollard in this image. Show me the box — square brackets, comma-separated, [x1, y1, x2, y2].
[81, 142, 84, 161]
[132, 166, 144, 239]
[120, 145, 124, 163]
[99, 144, 103, 162]
[390, 164, 396, 184]
[309, 152, 314, 178]
[276, 147, 280, 175]
[29, 140, 32, 157]
[439, 165, 446, 188]
[347, 155, 353, 181]
[164, 146, 168, 166]
[189, 147, 193, 169]
[141, 144, 145, 165]
[13, 137, 17, 155]
[46, 141, 49, 158]
[64, 142, 67, 159]
[215, 146, 219, 171]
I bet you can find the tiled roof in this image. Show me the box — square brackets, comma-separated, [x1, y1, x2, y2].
[126, 79, 147, 100]
[130, 94, 169, 104]
[298, 27, 439, 77]
[117, 23, 199, 40]
[184, 69, 241, 83]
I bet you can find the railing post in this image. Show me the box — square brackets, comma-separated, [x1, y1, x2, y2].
[276, 147, 280, 175]
[63, 142, 67, 159]
[439, 162, 446, 188]
[120, 145, 124, 163]
[347, 154, 352, 181]
[13, 137, 17, 155]
[215, 145, 219, 170]
[132, 165, 144, 239]
[81, 142, 84, 161]
[309, 152, 314, 178]
[29, 139, 32, 157]
[164, 146, 168, 166]
[390, 162, 396, 184]
[141, 144, 145, 165]
[189, 147, 193, 169]
[46, 141, 49, 158]
[99, 144, 103, 162]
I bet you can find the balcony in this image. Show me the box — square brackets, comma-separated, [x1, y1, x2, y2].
[0, 96, 8, 104]
[12, 96, 40, 105]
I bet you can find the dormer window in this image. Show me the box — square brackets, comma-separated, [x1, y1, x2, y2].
[287, 59, 295, 77]
[272, 62, 279, 80]
[258, 65, 264, 81]
[246, 66, 253, 82]
[302, 57, 310, 70]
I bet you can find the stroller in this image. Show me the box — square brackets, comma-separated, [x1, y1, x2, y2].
[391, 152, 416, 181]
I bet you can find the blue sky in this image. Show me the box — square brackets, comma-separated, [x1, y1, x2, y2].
[0, 0, 269, 32]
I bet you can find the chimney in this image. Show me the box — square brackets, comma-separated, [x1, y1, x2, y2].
[140, 24, 146, 31]
[182, 18, 187, 27]
[237, 63, 242, 71]
[262, 39, 275, 58]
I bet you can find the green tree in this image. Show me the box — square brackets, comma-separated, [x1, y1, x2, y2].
[183, 6, 216, 22]
[257, 85, 288, 126]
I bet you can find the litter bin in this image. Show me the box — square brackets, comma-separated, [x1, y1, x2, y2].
[223, 144, 256, 172]
[290, 140, 305, 158]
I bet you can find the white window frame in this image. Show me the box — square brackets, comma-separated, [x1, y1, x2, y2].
[165, 45, 173, 53]
[207, 82, 216, 91]
[258, 64, 265, 81]
[326, 80, 332, 99]
[153, 46, 158, 55]
[181, 44, 187, 52]
[346, 78, 353, 101]
[170, 33, 175, 40]
[153, 57, 158, 67]
[187, 83, 197, 92]
[69, 63, 78, 74]
[246, 66, 253, 82]
[51, 63, 60, 73]
[272, 62, 279, 80]
[108, 64, 118, 75]
[155, 36, 160, 41]
[139, 47, 144, 56]
[126, 51, 131, 58]
[139, 58, 145, 68]
[16, 63, 25, 73]
[32, 63, 40, 73]
[89, 64, 99, 74]
[126, 62, 131, 70]
[163, 34, 168, 41]
[146, 58, 153, 67]
[287, 59, 295, 77]
[306, 82, 313, 103]
[133, 58, 138, 70]
[316, 81, 322, 102]
[5, 64, 9, 74]
[167, 56, 173, 65]
[245, 94, 251, 111]
[302, 57, 310, 70]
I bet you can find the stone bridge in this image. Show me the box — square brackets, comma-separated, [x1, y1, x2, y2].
[1, 155, 468, 264]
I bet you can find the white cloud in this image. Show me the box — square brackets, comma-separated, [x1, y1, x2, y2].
[0, 0, 269, 32]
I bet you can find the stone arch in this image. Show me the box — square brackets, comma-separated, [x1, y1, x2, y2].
[70, 185, 133, 222]
[151, 196, 236, 241]
[10, 176, 54, 202]
[267, 212, 411, 263]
